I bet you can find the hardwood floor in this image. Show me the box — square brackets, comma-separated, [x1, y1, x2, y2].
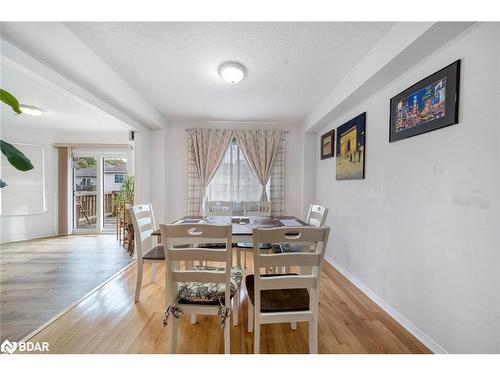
[25, 253, 431, 354]
[0, 234, 132, 342]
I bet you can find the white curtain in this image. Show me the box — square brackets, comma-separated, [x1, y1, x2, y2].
[235, 129, 285, 201]
[188, 128, 234, 215]
[187, 129, 287, 216]
[206, 139, 269, 203]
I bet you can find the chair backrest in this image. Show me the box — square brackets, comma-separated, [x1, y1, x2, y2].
[243, 201, 272, 217]
[160, 223, 233, 306]
[129, 203, 157, 259]
[206, 201, 233, 216]
[306, 204, 329, 227]
[252, 226, 330, 307]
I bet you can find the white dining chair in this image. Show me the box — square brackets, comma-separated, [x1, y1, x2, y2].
[274, 204, 329, 273]
[243, 201, 271, 216]
[246, 226, 330, 354]
[129, 203, 164, 303]
[205, 201, 233, 216]
[236, 201, 273, 269]
[160, 223, 242, 354]
[306, 204, 329, 227]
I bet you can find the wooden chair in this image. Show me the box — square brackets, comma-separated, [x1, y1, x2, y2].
[75, 198, 92, 226]
[247, 226, 330, 354]
[243, 201, 271, 216]
[160, 223, 242, 354]
[205, 201, 233, 216]
[129, 204, 164, 302]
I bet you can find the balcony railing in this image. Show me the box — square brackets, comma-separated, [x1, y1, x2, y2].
[75, 192, 118, 227]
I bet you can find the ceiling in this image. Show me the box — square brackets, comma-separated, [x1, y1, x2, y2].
[64, 22, 395, 123]
[1, 60, 128, 133]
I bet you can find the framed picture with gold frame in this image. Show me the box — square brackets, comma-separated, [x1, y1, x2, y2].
[336, 112, 366, 180]
[320, 129, 335, 160]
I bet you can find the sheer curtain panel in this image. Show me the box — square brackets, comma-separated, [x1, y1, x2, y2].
[235, 129, 285, 202]
[187, 128, 233, 215]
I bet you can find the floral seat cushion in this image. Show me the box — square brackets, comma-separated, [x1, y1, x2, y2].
[176, 265, 243, 304]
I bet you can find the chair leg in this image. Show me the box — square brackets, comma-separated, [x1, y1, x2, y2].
[191, 314, 197, 324]
[236, 248, 241, 268]
[309, 317, 318, 354]
[254, 321, 260, 354]
[134, 260, 143, 303]
[232, 289, 240, 326]
[151, 263, 157, 283]
[168, 319, 177, 354]
[291, 322, 297, 330]
[248, 299, 254, 333]
[224, 317, 231, 354]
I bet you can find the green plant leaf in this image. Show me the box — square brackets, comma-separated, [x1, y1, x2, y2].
[0, 89, 22, 115]
[0, 178, 6, 188]
[0, 140, 34, 171]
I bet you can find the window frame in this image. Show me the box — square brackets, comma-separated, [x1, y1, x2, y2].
[114, 174, 125, 184]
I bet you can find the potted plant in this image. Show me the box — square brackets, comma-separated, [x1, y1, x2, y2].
[113, 175, 135, 255]
[0, 88, 34, 188]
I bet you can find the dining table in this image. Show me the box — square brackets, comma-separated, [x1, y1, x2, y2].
[152, 215, 308, 241]
[151, 215, 309, 267]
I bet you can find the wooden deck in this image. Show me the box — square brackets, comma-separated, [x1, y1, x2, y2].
[24, 254, 431, 354]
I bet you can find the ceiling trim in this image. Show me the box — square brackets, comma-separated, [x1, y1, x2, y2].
[53, 143, 129, 148]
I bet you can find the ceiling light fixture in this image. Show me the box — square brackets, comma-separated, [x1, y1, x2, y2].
[19, 104, 44, 116]
[218, 62, 246, 84]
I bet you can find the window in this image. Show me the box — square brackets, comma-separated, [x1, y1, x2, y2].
[0, 143, 45, 215]
[206, 139, 269, 202]
[114, 174, 125, 183]
[81, 177, 92, 186]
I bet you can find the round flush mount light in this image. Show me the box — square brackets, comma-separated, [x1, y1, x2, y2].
[20, 104, 44, 116]
[218, 61, 246, 84]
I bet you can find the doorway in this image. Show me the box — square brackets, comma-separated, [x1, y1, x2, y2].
[102, 157, 127, 232]
[72, 152, 128, 234]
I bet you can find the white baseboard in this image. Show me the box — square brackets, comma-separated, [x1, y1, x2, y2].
[0, 233, 59, 244]
[324, 254, 448, 354]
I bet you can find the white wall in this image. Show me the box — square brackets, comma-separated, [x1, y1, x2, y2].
[149, 121, 304, 224]
[0, 123, 128, 242]
[314, 23, 499, 353]
[132, 129, 153, 211]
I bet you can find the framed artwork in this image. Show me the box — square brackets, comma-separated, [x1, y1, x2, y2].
[320, 129, 334, 159]
[336, 112, 366, 180]
[390, 60, 460, 142]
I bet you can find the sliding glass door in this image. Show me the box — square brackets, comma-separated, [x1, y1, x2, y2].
[102, 157, 128, 232]
[71, 151, 128, 234]
[72, 156, 101, 232]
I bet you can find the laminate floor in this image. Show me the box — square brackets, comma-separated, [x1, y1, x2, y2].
[0, 234, 132, 342]
[25, 253, 431, 354]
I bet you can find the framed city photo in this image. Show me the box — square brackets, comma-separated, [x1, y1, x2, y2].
[320, 129, 335, 159]
[389, 60, 460, 143]
[336, 112, 366, 180]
